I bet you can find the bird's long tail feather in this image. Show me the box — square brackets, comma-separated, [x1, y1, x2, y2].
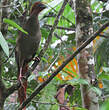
[18, 65, 28, 110]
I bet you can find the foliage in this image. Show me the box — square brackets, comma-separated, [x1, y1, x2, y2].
[0, 32, 9, 57]
[0, 0, 109, 109]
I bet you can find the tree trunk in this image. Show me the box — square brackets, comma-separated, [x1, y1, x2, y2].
[0, 0, 10, 109]
[74, 0, 99, 110]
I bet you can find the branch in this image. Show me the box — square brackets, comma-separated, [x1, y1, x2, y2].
[18, 21, 109, 110]
[5, 81, 20, 98]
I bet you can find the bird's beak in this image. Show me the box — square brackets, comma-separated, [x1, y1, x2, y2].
[38, 3, 47, 9]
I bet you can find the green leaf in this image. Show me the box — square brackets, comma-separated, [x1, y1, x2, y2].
[42, 57, 48, 63]
[77, 78, 89, 85]
[68, 78, 89, 86]
[98, 72, 109, 80]
[0, 32, 9, 57]
[90, 87, 102, 96]
[74, 107, 87, 110]
[3, 18, 28, 35]
[101, 100, 109, 110]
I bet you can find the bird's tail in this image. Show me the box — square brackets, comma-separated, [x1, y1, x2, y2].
[18, 65, 28, 110]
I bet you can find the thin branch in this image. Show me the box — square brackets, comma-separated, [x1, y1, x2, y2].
[44, 24, 75, 31]
[18, 21, 109, 110]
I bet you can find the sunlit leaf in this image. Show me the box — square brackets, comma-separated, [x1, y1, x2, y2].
[42, 57, 48, 63]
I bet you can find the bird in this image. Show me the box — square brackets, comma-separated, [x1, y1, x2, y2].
[15, 2, 46, 109]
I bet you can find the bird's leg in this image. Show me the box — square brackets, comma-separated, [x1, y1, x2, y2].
[19, 67, 26, 89]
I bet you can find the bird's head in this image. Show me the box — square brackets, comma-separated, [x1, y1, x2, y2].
[30, 2, 46, 16]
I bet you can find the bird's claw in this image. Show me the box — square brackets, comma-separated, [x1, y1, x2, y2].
[33, 56, 40, 62]
[19, 76, 26, 88]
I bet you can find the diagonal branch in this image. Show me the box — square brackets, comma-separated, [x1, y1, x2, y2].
[18, 20, 109, 109]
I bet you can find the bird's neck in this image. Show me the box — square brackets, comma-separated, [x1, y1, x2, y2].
[26, 15, 40, 36]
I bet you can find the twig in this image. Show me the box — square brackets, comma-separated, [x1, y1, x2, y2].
[18, 21, 109, 110]
[44, 24, 75, 31]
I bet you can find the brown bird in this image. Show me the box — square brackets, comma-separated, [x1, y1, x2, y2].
[15, 2, 46, 109]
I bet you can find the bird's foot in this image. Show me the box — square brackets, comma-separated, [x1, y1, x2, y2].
[33, 56, 40, 62]
[19, 75, 26, 88]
